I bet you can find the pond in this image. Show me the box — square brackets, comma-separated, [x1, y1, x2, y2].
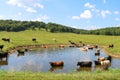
[0, 46, 120, 73]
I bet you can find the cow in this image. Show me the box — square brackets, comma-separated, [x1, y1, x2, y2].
[17, 50, 25, 56]
[49, 61, 64, 67]
[77, 61, 92, 67]
[100, 60, 111, 67]
[0, 45, 4, 50]
[95, 52, 100, 56]
[105, 56, 112, 62]
[32, 38, 36, 42]
[2, 38, 10, 42]
[97, 57, 105, 61]
[80, 47, 87, 51]
[94, 60, 101, 65]
[109, 44, 114, 48]
[98, 56, 112, 62]
[0, 51, 8, 61]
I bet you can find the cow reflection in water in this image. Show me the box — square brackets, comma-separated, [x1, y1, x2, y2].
[49, 66, 64, 72]
[77, 67, 91, 72]
[0, 60, 8, 66]
[94, 65, 110, 71]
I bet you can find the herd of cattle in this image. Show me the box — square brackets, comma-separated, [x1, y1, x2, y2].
[0, 37, 114, 71]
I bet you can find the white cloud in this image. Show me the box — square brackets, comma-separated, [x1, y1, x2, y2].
[0, 15, 3, 19]
[72, 10, 92, 20]
[103, 0, 107, 4]
[115, 18, 120, 21]
[18, 12, 22, 16]
[84, 3, 95, 9]
[114, 11, 119, 15]
[83, 25, 100, 30]
[26, 7, 37, 13]
[101, 10, 111, 18]
[33, 15, 50, 21]
[72, 16, 80, 20]
[34, 3, 44, 9]
[7, 0, 24, 7]
[71, 26, 78, 28]
[80, 10, 92, 19]
[6, 0, 44, 13]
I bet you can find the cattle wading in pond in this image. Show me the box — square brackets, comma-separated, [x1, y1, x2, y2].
[49, 61, 64, 67]
[2, 38, 10, 43]
[77, 61, 92, 67]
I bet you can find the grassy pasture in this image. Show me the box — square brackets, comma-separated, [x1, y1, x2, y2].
[0, 29, 120, 79]
[0, 29, 120, 55]
[0, 68, 120, 80]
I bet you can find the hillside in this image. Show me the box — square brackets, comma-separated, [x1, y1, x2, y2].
[0, 19, 120, 35]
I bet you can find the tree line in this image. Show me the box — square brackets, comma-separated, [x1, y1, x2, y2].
[0, 19, 120, 36]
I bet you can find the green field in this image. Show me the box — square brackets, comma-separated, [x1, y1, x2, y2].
[0, 29, 120, 56]
[0, 29, 120, 79]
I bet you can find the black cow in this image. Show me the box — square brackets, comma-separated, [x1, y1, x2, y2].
[94, 60, 101, 65]
[0, 45, 4, 50]
[105, 56, 112, 62]
[17, 50, 25, 56]
[109, 44, 114, 48]
[2, 38, 10, 42]
[77, 61, 92, 67]
[32, 38, 36, 42]
[0, 51, 8, 60]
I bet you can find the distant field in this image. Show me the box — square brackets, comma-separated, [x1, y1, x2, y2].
[0, 29, 120, 55]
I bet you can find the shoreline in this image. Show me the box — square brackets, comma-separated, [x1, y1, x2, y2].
[8, 44, 120, 58]
[102, 46, 120, 58]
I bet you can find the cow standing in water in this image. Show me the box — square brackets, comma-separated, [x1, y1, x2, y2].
[0, 51, 8, 61]
[77, 61, 92, 67]
[49, 61, 64, 67]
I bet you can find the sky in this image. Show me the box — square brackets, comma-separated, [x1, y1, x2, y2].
[0, 0, 120, 30]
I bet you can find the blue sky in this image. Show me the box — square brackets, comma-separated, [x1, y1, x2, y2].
[0, 0, 120, 30]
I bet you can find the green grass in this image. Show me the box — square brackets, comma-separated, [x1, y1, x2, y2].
[0, 68, 120, 80]
[0, 29, 120, 79]
[0, 29, 120, 55]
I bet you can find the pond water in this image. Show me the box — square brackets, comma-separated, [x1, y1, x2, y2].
[0, 47, 120, 73]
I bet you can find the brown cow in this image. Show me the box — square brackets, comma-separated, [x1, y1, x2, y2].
[49, 61, 64, 67]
